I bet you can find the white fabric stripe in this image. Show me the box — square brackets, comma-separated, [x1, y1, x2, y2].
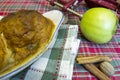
[57, 39, 80, 80]
[69, 40, 80, 79]
[57, 40, 72, 80]
[57, 25, 79, 80]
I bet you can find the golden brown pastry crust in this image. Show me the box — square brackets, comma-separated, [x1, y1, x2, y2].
[0, 34, 6, 70]
[0, 10, 55, 73]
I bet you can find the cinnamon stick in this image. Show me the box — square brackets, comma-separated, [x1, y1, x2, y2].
[83, 63, 110, 80]
[76, 55, 112, 64]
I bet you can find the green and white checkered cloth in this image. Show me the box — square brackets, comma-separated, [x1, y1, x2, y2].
[10, 25, 80, 80]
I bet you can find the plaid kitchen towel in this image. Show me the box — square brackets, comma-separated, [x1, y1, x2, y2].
[10, 25, 80, 80]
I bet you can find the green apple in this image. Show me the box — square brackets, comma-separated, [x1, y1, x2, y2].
[80, 7, 117, 44]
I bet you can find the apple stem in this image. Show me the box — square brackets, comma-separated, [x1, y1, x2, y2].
[47, 0, 83, 19]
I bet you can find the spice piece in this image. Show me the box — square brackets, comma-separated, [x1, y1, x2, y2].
[100, 61, 115, 76]
[83, 63, 110, 80]
[76, 55, 112, 64]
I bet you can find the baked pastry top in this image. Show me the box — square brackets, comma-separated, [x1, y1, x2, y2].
[0, 10, 55, 74]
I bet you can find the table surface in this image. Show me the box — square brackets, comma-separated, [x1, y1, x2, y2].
[0, 0, 120, 80]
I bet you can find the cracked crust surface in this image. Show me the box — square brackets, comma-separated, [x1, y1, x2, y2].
[0, 10, 55, 73]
